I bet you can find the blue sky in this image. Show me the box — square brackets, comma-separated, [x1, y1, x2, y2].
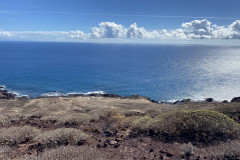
[0, 0, 240, 43]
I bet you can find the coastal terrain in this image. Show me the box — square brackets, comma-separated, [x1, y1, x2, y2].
[0, 88, 240, 159]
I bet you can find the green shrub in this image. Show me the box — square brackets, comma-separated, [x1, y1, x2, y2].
[33, 128, 89, 147]
[0, 126, 41, 146]
[22, 145, 106, 160]
[132, 110, 240, 144]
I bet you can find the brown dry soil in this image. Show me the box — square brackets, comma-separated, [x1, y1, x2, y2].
[0, 96, 240, 160]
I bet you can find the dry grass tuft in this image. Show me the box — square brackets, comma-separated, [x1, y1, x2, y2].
[122, 109, 146, 117]
[132, 110, 240, 144]
[22, 145, 106, 160]
[33, 128, 89, 147]
[214, 105, 240, 123]
[88, 108, 110, 121]
[0, 115, 10, 124]
[24, 110, 50, 119]
[56, 113, 92, 125]
[0, 126, 41, 146]
[102, 109, 136, 132]
[0, 145, 14, 160]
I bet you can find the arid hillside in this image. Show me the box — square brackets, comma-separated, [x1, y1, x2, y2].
[0, 95, 240, 159]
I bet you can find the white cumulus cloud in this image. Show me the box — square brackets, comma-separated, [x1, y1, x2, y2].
[90, 22, 126, 38]
[1, 20, 240, 41]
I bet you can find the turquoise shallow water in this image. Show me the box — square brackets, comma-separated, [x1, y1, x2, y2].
[1, 41, 240, 101]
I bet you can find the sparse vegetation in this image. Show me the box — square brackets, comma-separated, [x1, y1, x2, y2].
[132, 110, 240, 144]
[33, 128, 89, 147]
[22, 145, 106, 160]
[0, 126, 41, 146]
[1, 96, 240, 159]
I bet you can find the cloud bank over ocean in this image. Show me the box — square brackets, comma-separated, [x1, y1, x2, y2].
[1, 19, 240, 41]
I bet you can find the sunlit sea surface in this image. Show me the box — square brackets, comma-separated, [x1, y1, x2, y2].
[1, 41, 240, 101]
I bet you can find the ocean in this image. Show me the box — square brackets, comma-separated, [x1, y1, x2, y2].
[1, 41, 240, 102]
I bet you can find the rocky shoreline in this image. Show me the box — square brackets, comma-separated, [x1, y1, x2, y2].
[1, 85, 240, 104]
[0, 87, 17, 100]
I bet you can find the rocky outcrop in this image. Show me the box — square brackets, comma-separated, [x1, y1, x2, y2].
[0, 90, 16, 99]
[231, 97, 240, 103]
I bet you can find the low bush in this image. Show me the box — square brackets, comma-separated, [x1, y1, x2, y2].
[33, 128, 89, 147]
[0, 115, 10, 124]
[0, 126, 41, 146]
[132, 110, 240, 144]
[56, 113, 92, 125]
[22, 145, 106, 160]
[214, 105, 240, 123]
[88, 108, 110, 121]
[122, 109, 146, 117]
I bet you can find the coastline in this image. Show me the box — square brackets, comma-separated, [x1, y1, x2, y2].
[1, 85, 240, 103]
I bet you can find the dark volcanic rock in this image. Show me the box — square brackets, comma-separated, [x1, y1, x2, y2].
[231, 97, 240, 103]
[101, 94, 122, 98]
[124, 95, 158, 103]
[181, 98, 193, 103]
[0, 90, 16, 99]
[67, 93, 85, 97]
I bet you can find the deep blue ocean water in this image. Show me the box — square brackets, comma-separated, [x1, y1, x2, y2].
[1, 41, 240, 101]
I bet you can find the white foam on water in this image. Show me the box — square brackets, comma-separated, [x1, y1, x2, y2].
[39, 91, 66, 97]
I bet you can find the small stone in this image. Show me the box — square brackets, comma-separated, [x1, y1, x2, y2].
[92, 128, 99, 133]
[166, 152, 174, 157]
[105, 139, 110, 143]
[103, 143, 108, 148]
[114, 144, 120, 148]
[116, 137, 123, 142]
[159, 150, 165, 154]
[159, 155, 163, 159]
[110, 140, 118, 145]
[149, 149, 154, 152]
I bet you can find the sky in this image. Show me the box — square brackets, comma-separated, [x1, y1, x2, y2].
[0, 0, 240, 44]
